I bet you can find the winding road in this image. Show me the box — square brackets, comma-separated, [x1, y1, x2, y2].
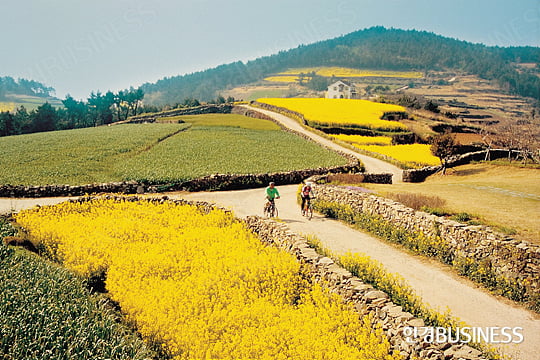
[1, 107, 538, 359]
[241, 105, 404, 182]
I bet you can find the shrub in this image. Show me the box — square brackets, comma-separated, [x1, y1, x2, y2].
[386, 192, 446, 211]
[327, 173, 366, 184]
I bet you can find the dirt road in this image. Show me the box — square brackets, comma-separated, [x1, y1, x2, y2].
[242, 105, 404, 182]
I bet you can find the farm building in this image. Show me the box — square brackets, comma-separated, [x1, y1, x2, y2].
[326, 80, 358, 99]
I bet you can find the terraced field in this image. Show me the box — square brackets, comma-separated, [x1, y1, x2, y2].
[264, 67, 423, 82]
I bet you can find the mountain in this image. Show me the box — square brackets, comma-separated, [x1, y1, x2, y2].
[140, 27, 540, 106]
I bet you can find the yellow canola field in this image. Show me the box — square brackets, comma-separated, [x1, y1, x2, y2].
[355, 144, 441, 167]
[0, 102, 15, 112]
[331, 134, 393, 146]
[258, 98, 408, 131]
[277, 67, 423, 79]
[263, 75, 305, 83]
[16, 199, 399, 360]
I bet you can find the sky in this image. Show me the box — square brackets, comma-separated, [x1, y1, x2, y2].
[1, 0, 539, 100]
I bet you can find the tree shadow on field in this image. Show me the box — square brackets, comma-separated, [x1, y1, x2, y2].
[450, 167, 487, 176]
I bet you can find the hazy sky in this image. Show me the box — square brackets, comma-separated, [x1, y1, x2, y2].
[2, 0, 539, 99]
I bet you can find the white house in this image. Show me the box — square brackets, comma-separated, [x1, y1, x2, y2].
[326, 80, 357, 99]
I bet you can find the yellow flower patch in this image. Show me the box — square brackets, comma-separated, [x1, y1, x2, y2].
[16, 199, 399, 360]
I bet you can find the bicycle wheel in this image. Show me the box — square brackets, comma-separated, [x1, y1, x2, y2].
[307, 203, 313, 220]
[273, 206, 278, 218]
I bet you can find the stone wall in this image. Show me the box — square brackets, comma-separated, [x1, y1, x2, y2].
[121, 104, 233, 124]
[319, 173, 393, 184]
[312, 185, 540, 303]
[0, 161, 361, 198]
[403, 149, 514, 182]
[244, 216, 485, 360]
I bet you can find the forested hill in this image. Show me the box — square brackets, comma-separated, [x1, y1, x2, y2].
[141, 27, 540, 105]
[0, 77, 55, 100]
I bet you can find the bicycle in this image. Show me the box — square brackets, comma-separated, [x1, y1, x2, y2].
[301, 196, 314, 220]
[264, 199, 278, 218]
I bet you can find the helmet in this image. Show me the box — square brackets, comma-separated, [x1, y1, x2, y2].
[306, 182, 312, 187]
[269, 182, 275, 186]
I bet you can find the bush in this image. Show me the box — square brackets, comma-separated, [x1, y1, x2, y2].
[327, 173, 366, 184]
[386, 192, 446, 211]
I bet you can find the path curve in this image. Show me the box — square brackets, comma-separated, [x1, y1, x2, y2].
[241, 105, 404, 182]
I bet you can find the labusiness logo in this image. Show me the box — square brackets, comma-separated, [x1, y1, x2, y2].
[403, 326, 524, 344]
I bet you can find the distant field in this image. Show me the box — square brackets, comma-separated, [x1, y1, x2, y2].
[0, 102, 15, 112]
[160, 113, 281, 130]
[115, 125, 347, 184]
[263, 76, 302, 83]
[268, 67, 423, 81]
[331, 134, 393, 146]
[362, 163, 540, 244]
[354, 144, 441, 167]
[0, 114, 347, 186]
[258, 98, 408, 132]
[0, 124, 186, 185]
[1, 94, 63, 111]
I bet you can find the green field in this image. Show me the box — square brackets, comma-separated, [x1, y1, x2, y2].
[361, 163, 540, 244]
[0, 114, 347, 186]
[0, 220, 155, 359]
[0, 94, 63, 111]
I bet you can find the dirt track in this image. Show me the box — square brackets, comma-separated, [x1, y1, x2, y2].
[1, 108, 538, 359]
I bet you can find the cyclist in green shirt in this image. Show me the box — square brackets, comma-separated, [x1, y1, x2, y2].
[265, 182, 280, 210]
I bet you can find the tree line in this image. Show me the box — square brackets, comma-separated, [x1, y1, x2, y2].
[0, 88, 144, 137]
[0, 77, 55, 100]
[141, 27, 540, 105]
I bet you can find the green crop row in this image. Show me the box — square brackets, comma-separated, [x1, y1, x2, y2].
[0, 123, 187, 186]
[0, 219, 158, 360]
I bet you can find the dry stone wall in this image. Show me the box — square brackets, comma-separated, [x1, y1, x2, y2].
[403, 149, 514, 182]
[0, 160, 361, 198]
[313, 185, 540, 303]
[244, 216, 485, 360]
[122, 104, 233, 124]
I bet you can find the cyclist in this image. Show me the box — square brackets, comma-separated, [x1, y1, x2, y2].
[300, 181, 315, 215]
[265, 182, 280, 211]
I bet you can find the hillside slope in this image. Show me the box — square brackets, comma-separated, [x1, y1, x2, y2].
[0, 76, 62, 111]
[141, 27, 540, 105]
